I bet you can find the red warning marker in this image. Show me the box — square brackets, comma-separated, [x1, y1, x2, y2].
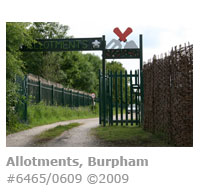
[113, 27, 133, 42]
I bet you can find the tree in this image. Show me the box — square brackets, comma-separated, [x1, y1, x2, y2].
[106, 61, 130, 104]
[106, 61, 125, 73]
[6, 22, 33, 130]
[7, 22, 132, 132]
[29, 22, 69, 39]
[60, 52, 101, 94]
[22, 22, 69, 81]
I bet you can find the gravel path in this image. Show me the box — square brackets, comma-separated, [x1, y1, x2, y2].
[6, 118, 103, 147]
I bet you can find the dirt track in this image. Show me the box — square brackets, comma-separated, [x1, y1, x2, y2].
[6, 118, 103, 147]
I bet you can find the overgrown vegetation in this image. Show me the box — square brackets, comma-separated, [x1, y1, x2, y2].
[93, 125, 174, 147]
[7, 102, 99, 135]
[6, 22, 125, 133]
[6, 22, 33, 131]
[35, 123, 81, 144]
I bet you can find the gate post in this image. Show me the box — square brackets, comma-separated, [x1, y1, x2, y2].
[99, 70, 102, 124]
[102, 35, 106, 126]
[140, 34, 144, 124]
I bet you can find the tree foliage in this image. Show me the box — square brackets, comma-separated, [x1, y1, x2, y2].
[106, 61, 126, 73]
[6, 22, 33, 129]
[22, 22, 69, 79]
[6, 22, 126, 131]
[106, 61, 131, 103]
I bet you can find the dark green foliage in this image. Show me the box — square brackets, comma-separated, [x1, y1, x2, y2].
[22, 22, 69, 80]
[106, 61, 125, 73]
[6, 22, 33, 131]
[60, 52, 101, 94]
[106, 61, 130, 103]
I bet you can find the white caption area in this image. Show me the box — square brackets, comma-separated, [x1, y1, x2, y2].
[1, 147, 200, 196]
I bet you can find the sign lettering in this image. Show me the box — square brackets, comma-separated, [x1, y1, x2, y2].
[22, 38, 103, 52]
[105, 49, 141, 59]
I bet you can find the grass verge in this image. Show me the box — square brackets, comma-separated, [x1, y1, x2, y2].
[35, 123, 81, 144]
[93, 125, 174, 147]
[7, 102, 98, 135]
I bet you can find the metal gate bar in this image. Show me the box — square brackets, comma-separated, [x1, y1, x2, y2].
[110, 71, 113, 125]
[115, 72, 118, 125]
[99, 69, 141, 126]
[125, 71, 128, 125]
[120, 71, 123, 126]
[130, 70, 133, 125]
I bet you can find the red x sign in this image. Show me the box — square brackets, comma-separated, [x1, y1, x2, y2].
[113, 27, 133, 42]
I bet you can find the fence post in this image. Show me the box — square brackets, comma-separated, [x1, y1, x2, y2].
[75, 91, 78, 107]
[86, 94, 88, 106]
[70, 90, 73, 107]
[88, 95, 90, 106]
[52, 85, 54, 105]
[82, 93, 84, 106]
[24, 75, 28, 122]
[62, 88, 65, 106]
[38, 80, 42, 103]
[77, 91, 80, 107]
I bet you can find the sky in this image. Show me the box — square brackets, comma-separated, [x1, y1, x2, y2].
[0, 0, 197, 72]
[58, 0, 195, 71]
[66, 23, 193, 71]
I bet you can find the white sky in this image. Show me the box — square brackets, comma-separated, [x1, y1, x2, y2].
[59, 0, 196, 71]
[0, 0, 198, 72]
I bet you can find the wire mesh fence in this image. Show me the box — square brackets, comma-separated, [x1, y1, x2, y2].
[143, 44, 193, 146]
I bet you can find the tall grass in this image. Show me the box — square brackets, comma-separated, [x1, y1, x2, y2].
[7, 102, 99, 134]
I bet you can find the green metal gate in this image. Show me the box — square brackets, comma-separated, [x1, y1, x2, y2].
[99, 69, 141, 126]
[20, 32, 143, 126]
